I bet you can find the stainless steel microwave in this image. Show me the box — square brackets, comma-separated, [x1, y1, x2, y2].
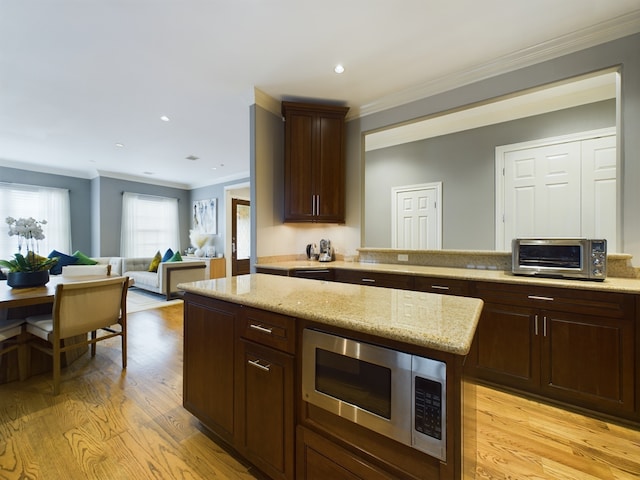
[512, 238, 607, 281]
[302, 328, 447, 461]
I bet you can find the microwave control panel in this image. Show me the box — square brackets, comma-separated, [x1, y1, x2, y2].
[414, 376, 442, 440]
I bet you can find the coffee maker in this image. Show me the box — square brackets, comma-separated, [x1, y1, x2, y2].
[318, 239, 333, 262]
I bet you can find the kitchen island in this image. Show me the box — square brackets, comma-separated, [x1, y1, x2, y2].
[179, 273, 483, 480]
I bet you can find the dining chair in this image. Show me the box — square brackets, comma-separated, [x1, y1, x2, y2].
[25, 276, 129, 395]
[0, 312, 28, 382]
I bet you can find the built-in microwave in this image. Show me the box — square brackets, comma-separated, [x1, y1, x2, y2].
[301, 328, 447, 461]
[512, 238, 607, 281]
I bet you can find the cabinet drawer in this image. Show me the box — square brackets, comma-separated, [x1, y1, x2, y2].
[413, 276, 470, 296]
[475, 282, 634, 318]
[240, 306, 296, 354]
[256, 266, 289, 276]
[292, 268, 334, 281]
[333, 269, 413, 290]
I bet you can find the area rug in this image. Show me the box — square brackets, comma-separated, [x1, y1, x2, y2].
[127, 287, 183, 313]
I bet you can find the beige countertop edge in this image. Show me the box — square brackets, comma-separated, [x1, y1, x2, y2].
[179, 275, 483, 356]
[255, 260, 640, 294]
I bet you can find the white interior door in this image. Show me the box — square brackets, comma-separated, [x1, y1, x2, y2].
[581, 135, 617, 246]
[392, 182, 442, 249]
[497, 129, 617, 251]
[504, 142, 581, 243]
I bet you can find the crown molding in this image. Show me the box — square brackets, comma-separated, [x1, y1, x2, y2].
[254, 88, 282, 117]
[357, 10, 640, 119]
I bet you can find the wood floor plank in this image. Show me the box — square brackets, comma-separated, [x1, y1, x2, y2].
[1, 302, 639, 479]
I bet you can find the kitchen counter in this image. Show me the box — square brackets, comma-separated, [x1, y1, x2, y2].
[256, 259, 640, 294]
[179, 273, 483, 355]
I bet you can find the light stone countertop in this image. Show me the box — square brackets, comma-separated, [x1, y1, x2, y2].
[256, 260, 640, 294]
[179, 273, 484, 356]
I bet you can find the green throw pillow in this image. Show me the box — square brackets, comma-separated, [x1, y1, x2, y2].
[148, 251, 162, 272]
[73, 250, 98, 265]
[167, 251, 183, 262]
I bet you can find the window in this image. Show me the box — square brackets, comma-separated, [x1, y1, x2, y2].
[0, 183, 71, 259]
[120, 192, 180, 257]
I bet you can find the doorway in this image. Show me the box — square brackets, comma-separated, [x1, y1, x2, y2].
[231, 198, 250, 276]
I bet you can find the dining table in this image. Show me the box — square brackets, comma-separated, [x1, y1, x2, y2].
[1, 275, 90, 384]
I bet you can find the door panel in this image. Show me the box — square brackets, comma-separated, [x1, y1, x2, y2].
[232, 198, 250, 276]
[392, 183, 441, 249]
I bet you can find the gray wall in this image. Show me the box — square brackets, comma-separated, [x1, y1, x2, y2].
[351, 33, 640, 260]
[95, 176, 193, 257]
[191, 176, 251, 257]
[365, 100, 616, 249]
[0, 166, 92, 253]
[0, 166, 200, 257]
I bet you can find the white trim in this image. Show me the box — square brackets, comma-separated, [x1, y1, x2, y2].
[391, 182, 442, 249]
[494, 127, 616, 250]
[358, 11, 640, 118]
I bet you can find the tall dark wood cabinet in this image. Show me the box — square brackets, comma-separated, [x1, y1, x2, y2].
[282, 101, 349, 223]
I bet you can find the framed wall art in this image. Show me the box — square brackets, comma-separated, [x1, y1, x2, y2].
[192, 198, 217, 234]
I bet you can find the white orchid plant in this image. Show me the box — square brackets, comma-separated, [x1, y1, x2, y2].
[0, 217, 58, 272]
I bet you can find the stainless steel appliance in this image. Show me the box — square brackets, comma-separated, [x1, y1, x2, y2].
[302, 329, 447, 460]
[512, 238, 607, 281]
[318, 238, 333, 262]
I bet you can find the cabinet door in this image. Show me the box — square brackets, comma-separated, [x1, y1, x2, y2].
[284, 110, 315, 221]
[540, 310, 635, 413]
[472, 302, 540, 391]
[183, 298, 237, 443]
[238, 339, 295, 480]
[314, 114, 345, 223]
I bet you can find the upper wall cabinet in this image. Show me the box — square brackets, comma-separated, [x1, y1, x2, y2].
[282, 101, 349, 223]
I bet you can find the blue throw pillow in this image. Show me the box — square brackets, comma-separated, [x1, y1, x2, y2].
[161, 248, 174, 262]
[48, 250, 78, 275]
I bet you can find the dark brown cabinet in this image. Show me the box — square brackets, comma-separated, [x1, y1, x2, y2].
[296, 426, 395, 480]
[333, 268, 413, 290]
[282, 101, 349, 223]
[183, 297, 296, 480]
[413, 276, 470, 296]
[238, 339, 295, 480]
[470, 282, 636, 416]
[183, 295, 238, 444]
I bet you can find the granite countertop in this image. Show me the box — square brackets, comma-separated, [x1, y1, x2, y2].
[256, 260, 640, 294]
[179, 274, 484, 356]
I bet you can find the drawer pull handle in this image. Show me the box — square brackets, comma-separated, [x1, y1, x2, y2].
[528, 295, 554, 302]
[248, 359, 271, 372]
[431, 285, 450, 290]
[249, 324, 273, 334]
[361, 278, 376, 283]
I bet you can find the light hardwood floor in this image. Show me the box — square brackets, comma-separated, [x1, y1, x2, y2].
[0, 303, 638, 479]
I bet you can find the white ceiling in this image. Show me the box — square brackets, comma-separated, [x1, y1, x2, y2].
[1, 1, 639, 189]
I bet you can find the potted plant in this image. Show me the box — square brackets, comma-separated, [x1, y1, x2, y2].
[0, 217, 58, 288]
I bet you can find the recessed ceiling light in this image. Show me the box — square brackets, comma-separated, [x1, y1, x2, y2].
[160, 115, 170, 122]
[334, 64, 345, 74]
[115, 143, 124, 148]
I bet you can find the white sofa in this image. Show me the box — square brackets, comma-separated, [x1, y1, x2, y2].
[122, 257, 207, 300]
[93, 257, 124, 276]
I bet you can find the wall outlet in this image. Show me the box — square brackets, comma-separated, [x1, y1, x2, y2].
[397, 254, 409, 262]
